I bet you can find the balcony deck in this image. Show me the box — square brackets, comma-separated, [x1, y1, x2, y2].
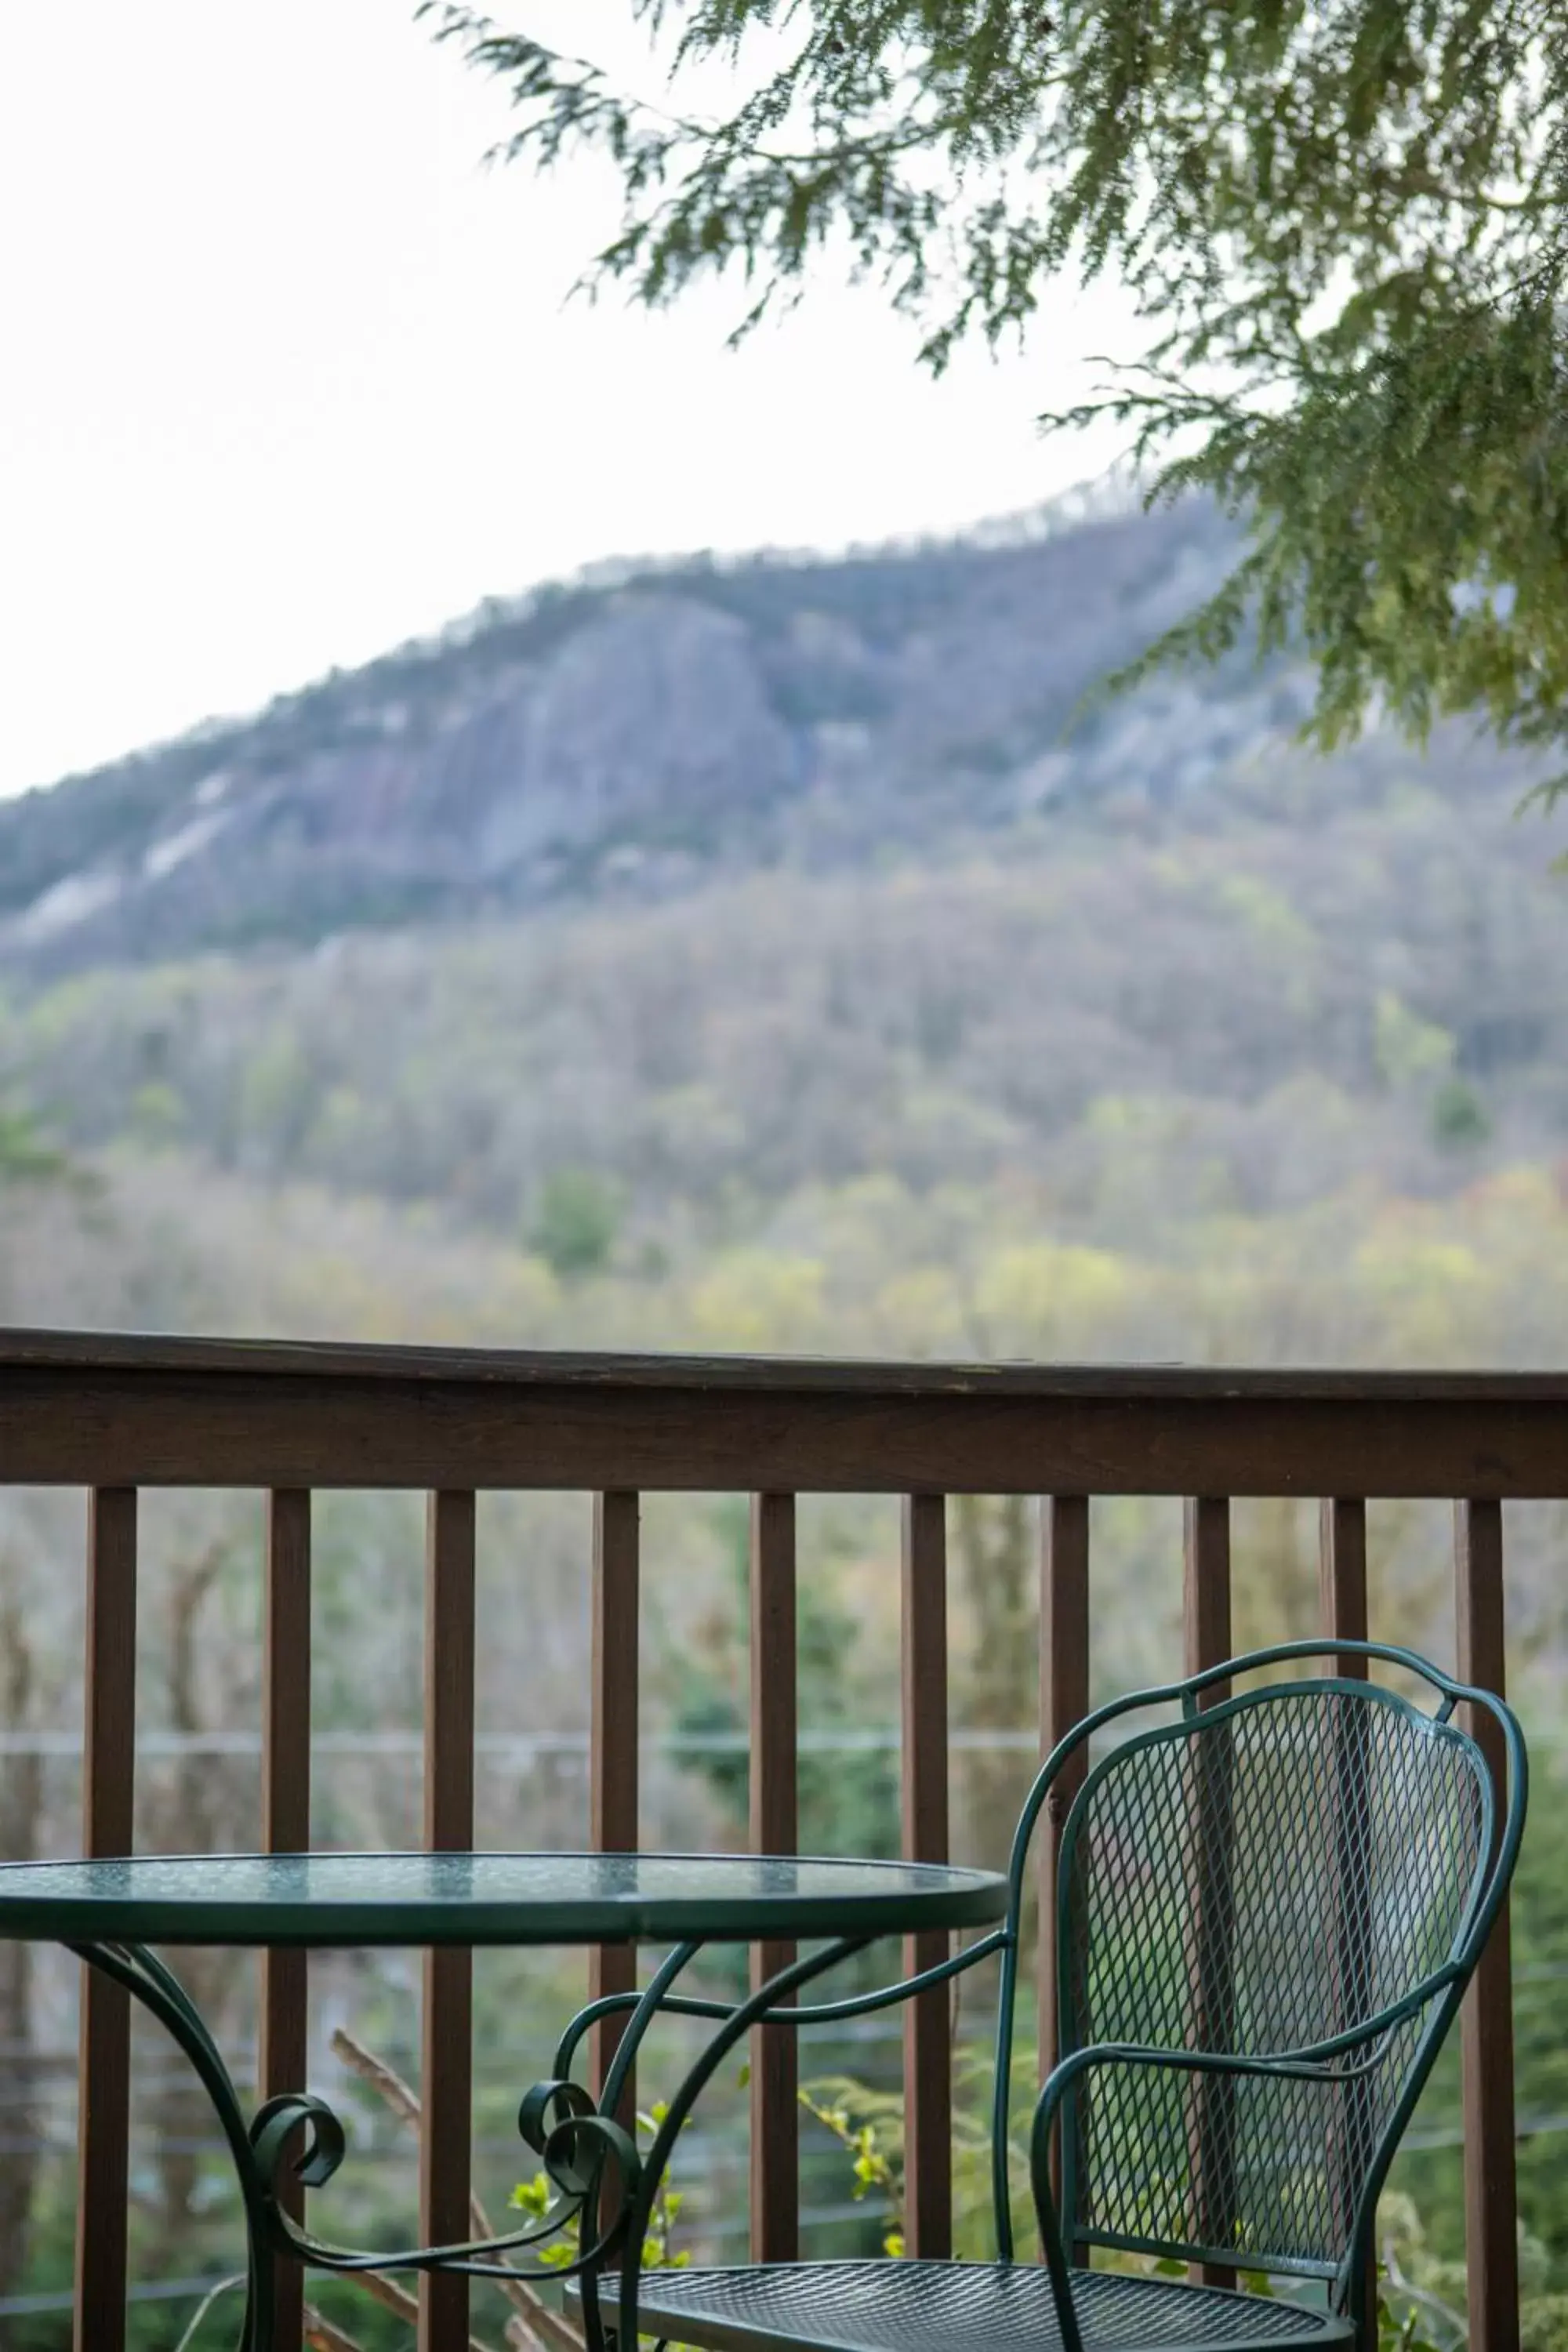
[0, 1331, 1542, 2352]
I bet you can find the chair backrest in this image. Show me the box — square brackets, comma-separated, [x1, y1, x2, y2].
[992, 1640, 1526, 2310]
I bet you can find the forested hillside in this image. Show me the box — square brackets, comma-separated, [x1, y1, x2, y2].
[2, 704, 1560, 1265]
[2, 486, 1560, 1271]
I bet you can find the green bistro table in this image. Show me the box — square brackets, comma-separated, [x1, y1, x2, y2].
[0, 1850, 1007, 2350]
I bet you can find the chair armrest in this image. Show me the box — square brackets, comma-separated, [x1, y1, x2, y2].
[1030, 1946, 1463, 2140]
[554, 1923, 1008, 2079]
[1024, 2024, 1436, 2352]
[1032, 2034, 1385, 2173]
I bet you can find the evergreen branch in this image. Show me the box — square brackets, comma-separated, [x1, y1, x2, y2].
[421, 0, 1568, 759]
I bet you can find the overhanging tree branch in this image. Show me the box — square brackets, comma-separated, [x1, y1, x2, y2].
[421, 0, 1568, 775]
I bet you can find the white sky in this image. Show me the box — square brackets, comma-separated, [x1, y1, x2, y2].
[0, 2, 1141, 797]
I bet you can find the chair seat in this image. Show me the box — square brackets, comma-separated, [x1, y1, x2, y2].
[589, 2259, 1353, 2352]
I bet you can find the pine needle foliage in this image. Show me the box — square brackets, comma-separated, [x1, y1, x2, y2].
[419, 1, 1568, 778]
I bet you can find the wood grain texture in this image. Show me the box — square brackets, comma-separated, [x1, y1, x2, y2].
[1318, 1499, 1369, 1677]
[750, 1493, 799, 2263]
[9, 1332, 1543, 2348]
[1184, 1498, 1232, 1699]
[1183, 1497, 1235, 2288]
[901, 1494, 951, 2259]
[419, 1492, 476, 2352]
[261, 1489, 312, 2352]
[74, 1489, 136, 2352]
[10, 1327, 1568, 1399]
[589, 1494, 639, 2120]
[1319, 1498, 1374, 2348]
[1039, 1497, 1090, 2259]
[7, 1352, 1568, 1494]
[1456, 1501, 1520, 2352]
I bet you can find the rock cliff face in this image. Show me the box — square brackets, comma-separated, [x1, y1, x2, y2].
[0, 490, 1508, 973]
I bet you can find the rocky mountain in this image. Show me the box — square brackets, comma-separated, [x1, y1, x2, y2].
[0, 488, 1335, 971]
[3, 475, 1568, 1341]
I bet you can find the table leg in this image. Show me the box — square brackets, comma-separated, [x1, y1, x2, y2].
[65, 1930, 880, 2349]
[69, 1942, 278, 2350]
[64, 1939, 656, 2349]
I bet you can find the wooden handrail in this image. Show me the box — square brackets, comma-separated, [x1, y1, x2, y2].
[2, 1338, 1568, 1493]
[7, 1334, 1528, 2352]
[2, 1327, 1568, 1397]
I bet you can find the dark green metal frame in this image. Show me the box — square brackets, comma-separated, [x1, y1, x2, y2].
[14, 1855, 1001, 2350]
[571, 1639, 1524, 2352]
[62, 1927, 886, 2352]
[1013, 1639, 1525, 2346]
[0, 1850, 1004, 1946]
[53, 1642, 1522, 2352]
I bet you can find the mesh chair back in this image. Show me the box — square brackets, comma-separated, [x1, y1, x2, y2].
[998, 1644, 1524, 2305]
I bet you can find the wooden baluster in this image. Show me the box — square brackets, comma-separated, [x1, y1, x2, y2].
[590, 1494, 640, 2122]
[1184, 1498, 1232, 1703]
[902, 1494, 951, 2258]
[74, 1488, 136, 2352]
[419, 1492, 477, 2352]
[261, 1490, 312, 2352]
[1039, 1496, 1089, 2256]
[1319, 1498, 1374, 2348]
[1183, 1497, 1235, 2287]
[1457, 1501, 1520, 2352]
[1319, 1500, 1368, 1680]
[750, 1493, 799, 2262]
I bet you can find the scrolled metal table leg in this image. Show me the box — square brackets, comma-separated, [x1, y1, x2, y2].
[67, 1929, 879, 2351]
[69, 1942, 279, 2350]
[66, 1940, 653, 2350]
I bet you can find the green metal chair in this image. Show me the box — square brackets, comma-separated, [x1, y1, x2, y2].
[614, 1639, 1526, 2352]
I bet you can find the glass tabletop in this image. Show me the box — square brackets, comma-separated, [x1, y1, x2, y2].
[0, 1850, 1008, 1948]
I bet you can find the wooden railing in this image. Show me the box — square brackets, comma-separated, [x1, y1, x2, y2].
[0, 1332, 1548, 2352]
